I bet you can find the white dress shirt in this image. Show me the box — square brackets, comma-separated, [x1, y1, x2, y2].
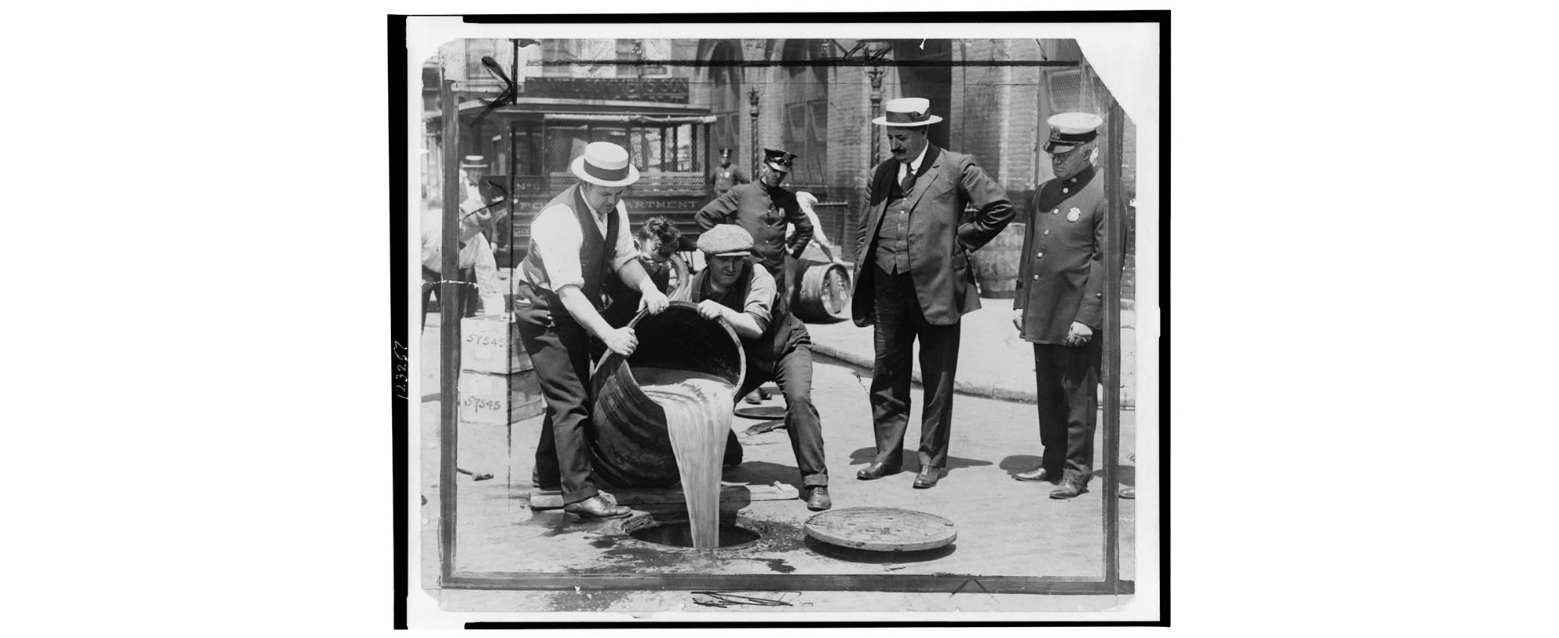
[526, 189, 638, 292]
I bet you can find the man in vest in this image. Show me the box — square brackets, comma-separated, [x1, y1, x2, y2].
[710, 147, 748, 195]
[851, 97, 1014, 489]
[1010, 112, 1123, 500]
[689, 225, 831, 511]
[513, 142, 670, 520]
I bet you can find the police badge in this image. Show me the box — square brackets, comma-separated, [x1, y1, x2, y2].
[1066, 207, 1081, 222]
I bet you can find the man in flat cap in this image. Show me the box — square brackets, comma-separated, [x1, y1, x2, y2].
[709, 147, 749, 196]
[688, 225, 831, 511]
[852, 97, 1014, 489]
[513, 142, 670, 520]
[1011, 112, 1124, 500]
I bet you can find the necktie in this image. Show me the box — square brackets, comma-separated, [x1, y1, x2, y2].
[901, 163, 917, 195]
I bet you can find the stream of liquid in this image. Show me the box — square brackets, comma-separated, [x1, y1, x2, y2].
[635, 366, 736, 550]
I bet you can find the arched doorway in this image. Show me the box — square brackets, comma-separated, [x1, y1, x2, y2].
[780, 39, 829, 191]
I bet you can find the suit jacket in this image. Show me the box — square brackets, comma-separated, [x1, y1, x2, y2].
[1015, 165, 1118, 343]
[695, 182, 813, 273]
[850, 145, 1014, 326]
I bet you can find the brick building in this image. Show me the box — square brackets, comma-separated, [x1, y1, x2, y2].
[423, 38, 1136, 286]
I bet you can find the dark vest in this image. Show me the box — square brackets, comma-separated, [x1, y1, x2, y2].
[517, 185, 621, 321]
[696, 261, 804, 373]
[873, 165, 914, 274]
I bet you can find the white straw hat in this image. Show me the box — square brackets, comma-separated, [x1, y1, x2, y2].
[570, 142, 640, 188]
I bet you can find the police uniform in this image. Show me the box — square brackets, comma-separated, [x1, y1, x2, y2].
[710, 148, 749, 195]
[694, 148, 814, 300]
[1013, 113, 1120, 496]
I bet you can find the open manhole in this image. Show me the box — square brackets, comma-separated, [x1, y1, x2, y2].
[624, 517, 762, 550]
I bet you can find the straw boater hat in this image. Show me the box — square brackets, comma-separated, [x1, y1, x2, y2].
[459, 155, 488, 170]
[872, 97, 943, 127]
[697, 225, 755, 258]
[1044, 113, 1104, 153]
[570, 142, 641, 188]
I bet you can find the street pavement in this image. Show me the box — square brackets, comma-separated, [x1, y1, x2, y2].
[417, 291, 1145, 616]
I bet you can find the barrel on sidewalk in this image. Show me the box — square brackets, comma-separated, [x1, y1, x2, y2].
[973, 222, 1024, 299]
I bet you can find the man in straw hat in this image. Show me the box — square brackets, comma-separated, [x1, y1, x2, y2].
[419, 156, 506, 326]
[513, 141, 671, 520]
[709, 147, 749, 195]
[1010, 112, 1124, 500]
[852, 97, 1014, 489]
[688, 225, 831, 511]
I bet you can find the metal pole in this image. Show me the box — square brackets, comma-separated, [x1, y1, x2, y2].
[748, 86, 760, 180]
[1101, 101, 1126, 594]
[438, 77, 462, 583]
[868, 66, 884, 167]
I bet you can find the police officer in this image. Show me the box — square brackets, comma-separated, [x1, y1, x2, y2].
[695, 147, 814, 305]
[513, 142, 670, 519]
[710, 147, 749, 195]
[1010, 112, 1120, 500]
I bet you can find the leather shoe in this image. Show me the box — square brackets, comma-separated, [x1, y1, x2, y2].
[1050, 479, 1087, 500]
[804, 486, 832, 511]
[1013, 467, 1053, 483]
[856, 462, 901, 480]
[1119, 486, 1135, 499]
[564, 495, 631, 519]
[913, 466, 942, 489]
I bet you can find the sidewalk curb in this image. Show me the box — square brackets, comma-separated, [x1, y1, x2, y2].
[810, 340, 1135, 409]
[810, 342, 1041, 404]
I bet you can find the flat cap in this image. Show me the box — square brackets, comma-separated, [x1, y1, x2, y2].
[696, 225, 755, 257]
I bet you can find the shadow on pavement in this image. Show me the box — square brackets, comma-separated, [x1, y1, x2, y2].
[722, 460, 803, 490]
[803, 537, 957, 563]
[845, 447, 993, 472]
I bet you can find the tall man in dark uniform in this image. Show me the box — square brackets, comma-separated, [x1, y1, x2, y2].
[513, 142, 670, 519]
[709, 147, 749, 195]
[851, 97, 1014, 489]
[695, 147, 814, 306]
[688, 225, 831, 511]
[1011, 112, 1121, 500]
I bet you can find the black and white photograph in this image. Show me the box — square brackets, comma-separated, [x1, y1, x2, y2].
[403, 15, 1162, 623]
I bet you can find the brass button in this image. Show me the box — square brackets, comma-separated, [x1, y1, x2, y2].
[1044, 230, 1050, 235]
[1032, 274, 1039, 281]
[1062, 188, 1069, 194]
[1036, 252, 1044, 258]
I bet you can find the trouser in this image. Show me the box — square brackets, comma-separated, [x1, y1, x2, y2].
[1033, 339, 1102, 484]
[732, 342, 828, 487]
[513, 302, 601, 505]
[868, 265, 961, 470]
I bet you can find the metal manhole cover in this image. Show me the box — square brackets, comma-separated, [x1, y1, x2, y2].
[734, 405, 787, 420]
[803, 507, 957, 552]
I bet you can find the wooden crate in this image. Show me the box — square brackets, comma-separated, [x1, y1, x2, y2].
[460, 314, 532, 375]
[458, 369, 545, 426]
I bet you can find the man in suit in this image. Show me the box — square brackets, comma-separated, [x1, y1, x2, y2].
[512, 142, 670, 520]
[851, 97, 1014, 489]
[1010, 112, 1121, 500]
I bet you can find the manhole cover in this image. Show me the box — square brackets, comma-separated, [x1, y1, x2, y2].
[803, 507, 957, 552]
[734, 405, 787, 420]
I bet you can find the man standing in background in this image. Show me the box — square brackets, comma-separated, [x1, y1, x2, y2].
[710, 147, 748, 195]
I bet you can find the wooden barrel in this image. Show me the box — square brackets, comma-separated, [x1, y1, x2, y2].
[588, 301, 746, 488]
[973, 222, 1024, 299]
[790, 260, 852, 322]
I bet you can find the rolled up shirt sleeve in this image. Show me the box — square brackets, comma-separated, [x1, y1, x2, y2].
[609, 202, 638, 273]
[530, 204, 586, 292]
[743, 265, 776, 334]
